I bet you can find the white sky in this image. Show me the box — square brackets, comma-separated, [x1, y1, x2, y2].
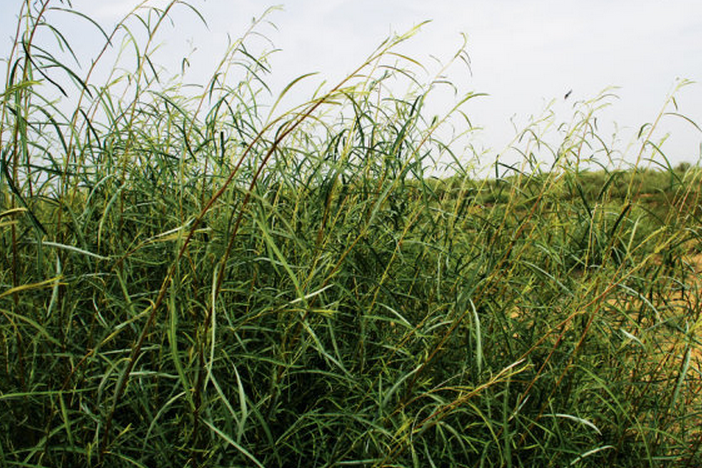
[2, 0, 701, 172]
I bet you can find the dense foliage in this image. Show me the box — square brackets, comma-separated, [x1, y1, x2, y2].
[1, 2, 701, 466]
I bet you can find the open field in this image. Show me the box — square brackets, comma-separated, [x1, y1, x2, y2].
[2, 2, 702, 467]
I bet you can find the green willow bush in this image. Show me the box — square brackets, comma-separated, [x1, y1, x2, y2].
[1, 1, 701, 466]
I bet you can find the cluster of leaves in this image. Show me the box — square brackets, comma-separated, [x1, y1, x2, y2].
[1, 1, 701, 466]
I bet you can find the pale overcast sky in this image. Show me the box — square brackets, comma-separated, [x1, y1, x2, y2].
[2, 0, 701, 171]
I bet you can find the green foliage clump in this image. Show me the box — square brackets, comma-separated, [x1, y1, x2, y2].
[1, 1, 701, 467]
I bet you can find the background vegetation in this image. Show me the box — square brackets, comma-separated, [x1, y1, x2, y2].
[1, 1, 701, 466]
